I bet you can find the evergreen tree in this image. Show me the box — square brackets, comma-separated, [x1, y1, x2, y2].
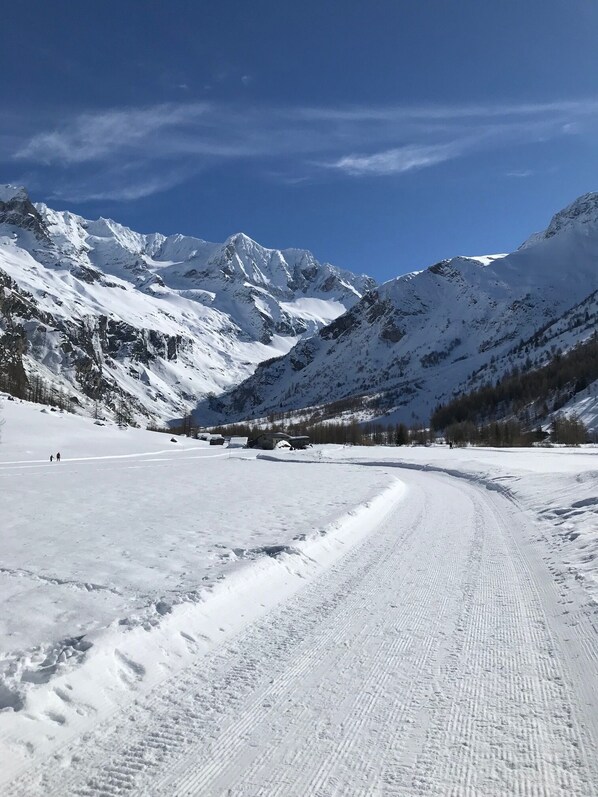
[395, 423, 410, 446]
[551, 413, 587, 445]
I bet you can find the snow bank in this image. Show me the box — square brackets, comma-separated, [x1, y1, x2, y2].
[4, 490, 406, 777]
[0, 398, 402, 777]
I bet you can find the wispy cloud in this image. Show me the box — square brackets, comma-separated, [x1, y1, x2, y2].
[8, 97, 598, 200]
[324, 143, 462, 176]
[15, 103, 213, 164]
[290, 99, 598, 123]
[506, 169, 533, 179]
[49, 163, 195, 202]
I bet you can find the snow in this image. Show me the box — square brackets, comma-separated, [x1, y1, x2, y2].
[465, 252, 508, 265]
[521, 191, 598, 246]
[3, 185, 595, 434]
[0, 185, 28, 203]
[0, 399, 396, 724]
[0, 234, 306, 419]
[211, 199, 598, 427]
[558, 378, 598, 434]
[297, 442, 598, 604]
[2, 392, 598, 794]
[279, 296, 347, 326]
[1, 190, 373, 424]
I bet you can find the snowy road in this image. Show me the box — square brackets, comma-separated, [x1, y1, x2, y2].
[7, 467, 597, 796]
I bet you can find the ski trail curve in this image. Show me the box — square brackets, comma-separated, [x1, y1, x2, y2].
[6, 469, 597, 796]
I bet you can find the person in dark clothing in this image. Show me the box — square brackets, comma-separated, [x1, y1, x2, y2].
[50, 454, 54, 462]
[56, 452, 61, 462]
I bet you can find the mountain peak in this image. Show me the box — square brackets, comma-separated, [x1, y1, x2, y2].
[225, 232, 260, 251]
[522, 192, 598, 248]
[544, 192, 598, 237]
[0, 184, 49, 240]
[0, 184, 29, 203]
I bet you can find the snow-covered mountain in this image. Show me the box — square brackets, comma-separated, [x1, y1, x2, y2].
[0, 185, 373, 422]
[2, 185, 596, 429]
[204, 194, 598, 427]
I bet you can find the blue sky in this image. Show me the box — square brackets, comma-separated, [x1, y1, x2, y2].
[2, 0, 598, 281]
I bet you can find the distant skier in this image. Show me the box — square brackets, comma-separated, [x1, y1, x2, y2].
[50, 454, 54, 462]
[56, 452, 61, 462]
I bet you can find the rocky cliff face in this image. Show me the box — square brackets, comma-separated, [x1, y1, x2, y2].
[0, 185, 373, 423]
[3, 184, 596, 429]
[202, 196, 598, 427]
[0, 186, 44, 232]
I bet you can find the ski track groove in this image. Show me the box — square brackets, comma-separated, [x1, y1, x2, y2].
[144, 500, 430, 796]
[8, 486, 416, 797]
[5, 470, 598, 796]
[238, 498, 458, 797]
[406, 495, 595, 797]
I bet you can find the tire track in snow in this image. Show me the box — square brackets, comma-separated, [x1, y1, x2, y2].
[201, 499, 445, 796]
[94, 496, 428, 797]
[406, 491, 596, 797]
[6, 470, 597, 796]
[241, 497, 459, 797]
[163, 475, 597, 797]
[6, 481, 411, 797]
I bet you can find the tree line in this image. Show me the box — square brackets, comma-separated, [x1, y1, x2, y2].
[444, 413, 588, 447]
[173, 415, 432, 447]
[432, 333, 597, 433]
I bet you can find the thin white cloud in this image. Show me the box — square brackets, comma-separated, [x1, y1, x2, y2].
[48, 161, 198, 202]
[51, 174, 186, 202]
[506, 169, 533, 178]
[10, 97, 598, 200]
[15, 103, 212, 164]
[288, 99, 598, 123]
[325, 143, 461, 176]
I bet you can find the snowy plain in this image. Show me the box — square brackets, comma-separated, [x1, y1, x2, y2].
[0, 398, 394, 684]
[1, 397, 597, 795]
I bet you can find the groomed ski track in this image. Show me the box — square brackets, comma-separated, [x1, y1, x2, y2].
[7, 467, 598, 797]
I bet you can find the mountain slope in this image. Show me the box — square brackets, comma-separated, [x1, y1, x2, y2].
[430, 332, 598, 434]
[202, 195, 598, 427]
[0, 186, 373, 422]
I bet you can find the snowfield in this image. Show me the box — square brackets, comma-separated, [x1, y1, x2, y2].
[305, 443, 598, 607]
[1, 399, 597, 795]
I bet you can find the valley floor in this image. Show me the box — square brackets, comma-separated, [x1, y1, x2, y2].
[1, 401, 597, 795]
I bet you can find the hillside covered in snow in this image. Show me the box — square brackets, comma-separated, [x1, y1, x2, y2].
[1, 185, 596, 431]
[0, 185, 373, 423]
[203, 194, 598, 429]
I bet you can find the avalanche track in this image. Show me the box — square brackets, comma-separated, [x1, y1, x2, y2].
[6, 469, 598, 797]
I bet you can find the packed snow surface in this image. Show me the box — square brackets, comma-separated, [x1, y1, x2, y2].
[0, 398, 393, 670]
[1, 399, 597, 795]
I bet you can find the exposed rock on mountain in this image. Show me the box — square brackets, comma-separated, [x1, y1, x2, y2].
[3, 184, 596, 429]
[203, 196, 598, 427]
[0, 185, 373, 422]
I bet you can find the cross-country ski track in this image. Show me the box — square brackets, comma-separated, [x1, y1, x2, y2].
[4, 465, 598, 796]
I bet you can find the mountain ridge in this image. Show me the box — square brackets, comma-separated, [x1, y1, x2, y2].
[200, 193, 598, 428]
[1, 184, 597, 430]
[0, 185, 373, 422]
